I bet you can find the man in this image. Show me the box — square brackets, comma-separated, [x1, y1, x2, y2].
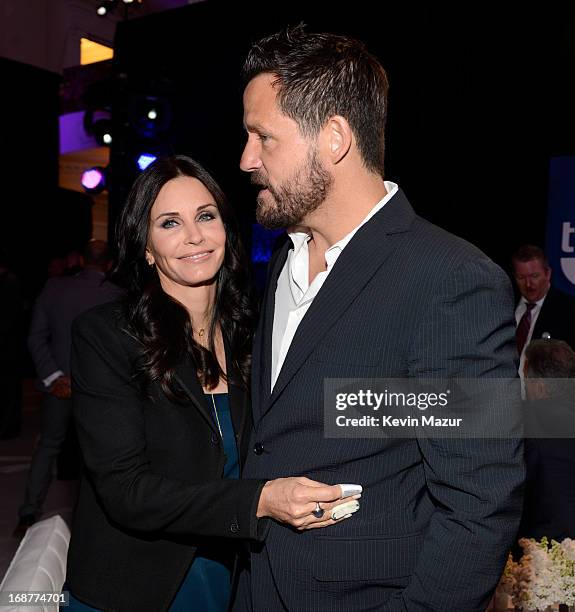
[235, 26, 524, 612]
[519, 339, 575, 542]
[15, 240, 123, 534]
[512, 245, 575, 375]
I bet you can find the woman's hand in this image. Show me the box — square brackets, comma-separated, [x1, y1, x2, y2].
[256, 477, 361, 530]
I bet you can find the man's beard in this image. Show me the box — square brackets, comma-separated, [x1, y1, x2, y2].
[252, 148, 333, 229]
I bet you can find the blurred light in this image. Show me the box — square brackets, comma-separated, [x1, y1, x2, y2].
[92, 118, 113, 147]
[129, 95, 171, 138]
[81, 167, 107, 194]
[97, 6, 107, 15]
[251, 225, 285, 263]
[137, 154, 158, 171]
[80, 38, 113, 65]
[122, 0, 135, 3]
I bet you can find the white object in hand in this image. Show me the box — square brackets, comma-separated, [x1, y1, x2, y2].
[331, 499, 360, 520]
[339, 484, 363, 499]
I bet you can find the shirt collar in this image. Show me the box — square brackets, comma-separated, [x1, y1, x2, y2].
[287, 180, 399, 268]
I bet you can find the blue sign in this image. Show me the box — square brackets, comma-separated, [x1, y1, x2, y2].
[545, 156, 575, 297]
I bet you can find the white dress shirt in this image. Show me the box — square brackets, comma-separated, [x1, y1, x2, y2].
[271, 181, 399, 390]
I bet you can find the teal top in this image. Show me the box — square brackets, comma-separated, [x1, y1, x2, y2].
[169, 393, 239, 612]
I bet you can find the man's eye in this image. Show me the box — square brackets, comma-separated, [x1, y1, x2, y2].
[161, 218, 178, 228]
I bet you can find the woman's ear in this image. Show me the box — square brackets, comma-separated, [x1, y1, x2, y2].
[145, 248, 155, 267]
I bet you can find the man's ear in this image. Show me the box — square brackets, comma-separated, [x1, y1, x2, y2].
[324, 115, 352, 164]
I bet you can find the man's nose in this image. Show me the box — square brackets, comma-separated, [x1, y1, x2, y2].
[240, 137, 262, 173]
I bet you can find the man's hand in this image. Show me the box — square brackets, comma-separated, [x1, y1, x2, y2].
[256, 477, 360, 530]
[49, 375, 72, 399]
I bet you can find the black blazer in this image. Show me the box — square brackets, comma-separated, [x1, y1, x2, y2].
[531, 287, 575, 350]
[238, 189, 525, 612]
[66, 301, 265, 612]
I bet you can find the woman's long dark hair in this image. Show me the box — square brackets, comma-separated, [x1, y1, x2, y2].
[115, 155, 256, 399]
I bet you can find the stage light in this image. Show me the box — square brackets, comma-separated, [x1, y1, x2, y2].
[93, 119, 113, 146]
[129, 95, 171, 138]
[81, 167, 107, 194]
[97, 0, 143, 16]
[96, 1, 116, 16]
[137, 154, 158, 171]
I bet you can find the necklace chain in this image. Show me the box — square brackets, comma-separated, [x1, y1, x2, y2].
[210, 393, 223, 438]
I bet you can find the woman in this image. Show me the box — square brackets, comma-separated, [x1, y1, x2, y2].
[65, 156, 349, 612]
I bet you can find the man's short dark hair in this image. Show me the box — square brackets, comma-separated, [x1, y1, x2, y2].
[242, 24, 389, 177]
[512, 244, 549, 269]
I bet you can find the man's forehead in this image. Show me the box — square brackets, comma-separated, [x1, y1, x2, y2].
[514, 258, 548, 273]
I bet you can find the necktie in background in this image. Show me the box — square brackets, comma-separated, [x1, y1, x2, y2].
[516, 302, 536, 355]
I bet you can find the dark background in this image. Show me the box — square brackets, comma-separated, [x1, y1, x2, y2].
[2, 1, 574, 295]
[110, 1, 575, 271]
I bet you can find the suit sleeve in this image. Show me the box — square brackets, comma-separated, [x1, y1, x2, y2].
[27, 285, 61, 382]
[71, 313, 267, 541]
[394, 257, 525, 612]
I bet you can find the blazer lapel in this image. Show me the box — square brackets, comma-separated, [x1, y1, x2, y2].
[173, 357, 220, 437]
[265, 189, 415, 415]
[223, 338, 250, 450]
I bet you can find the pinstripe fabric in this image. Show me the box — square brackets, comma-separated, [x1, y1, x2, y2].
[235, 190, 524, 612]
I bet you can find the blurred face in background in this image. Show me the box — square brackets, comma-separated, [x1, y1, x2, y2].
[513, 258, 551, 303]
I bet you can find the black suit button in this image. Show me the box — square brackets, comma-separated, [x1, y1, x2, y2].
[253, 442, 264, 455]
[210, 433, 219, 445]
[230, 522, 239, 533]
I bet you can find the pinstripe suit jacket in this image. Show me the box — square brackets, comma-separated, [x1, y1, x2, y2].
[238, 189, 524, 612]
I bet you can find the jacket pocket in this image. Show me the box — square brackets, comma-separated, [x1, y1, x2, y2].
[313, 532, 422, 582]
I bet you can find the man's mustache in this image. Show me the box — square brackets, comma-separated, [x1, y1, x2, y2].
[251, 172, 268, 188]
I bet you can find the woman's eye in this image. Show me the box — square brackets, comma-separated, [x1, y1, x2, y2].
[197, 211, 216, 222]
[161, 218, 178, 228]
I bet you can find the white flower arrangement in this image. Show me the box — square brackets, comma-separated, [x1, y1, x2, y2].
[494, 538, 575, 611]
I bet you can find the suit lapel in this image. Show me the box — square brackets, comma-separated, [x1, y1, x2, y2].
[264, 189, 415, 416]
[252, 240, 291, 426]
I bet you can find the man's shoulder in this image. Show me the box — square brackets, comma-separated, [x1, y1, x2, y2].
[381, 189, 497, 270]
[408, 214, 501, 277]
[544, 286, 575, 310]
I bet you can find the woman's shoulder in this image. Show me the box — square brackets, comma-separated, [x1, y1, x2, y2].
[73, 299, 127, 336]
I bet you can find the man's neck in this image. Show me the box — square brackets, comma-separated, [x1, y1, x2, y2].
[302, 175, 388, 253]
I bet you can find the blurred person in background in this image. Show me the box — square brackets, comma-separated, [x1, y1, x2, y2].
[14, 240, 123, 535]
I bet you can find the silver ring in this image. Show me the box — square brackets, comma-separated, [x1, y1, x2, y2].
[312, 502, 324, 519]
